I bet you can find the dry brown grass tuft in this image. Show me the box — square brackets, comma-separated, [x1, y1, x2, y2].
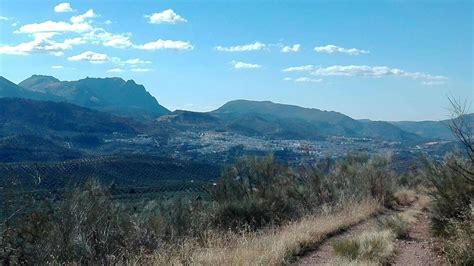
[148, 199, 381, 265]
[393, 189, 417, 206]
[325, 257, 378, 266]
[332, 230, 396, 264]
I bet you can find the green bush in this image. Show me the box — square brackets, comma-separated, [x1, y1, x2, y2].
[423, 154, 474, 237]
[211, 153, 397, 230]
[442, 217, 474, 265]
[211, 155, 303, 230]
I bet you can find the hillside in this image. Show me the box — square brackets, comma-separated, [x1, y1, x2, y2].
[0, 76, 61, 101]
[13, 75, 170, 117]
[0, 155, 220, 190]
[0, 135, 83, 162]
[212, 100, 420, 141]
[390, 114, 474, 140]
[0, 98, 139, 136]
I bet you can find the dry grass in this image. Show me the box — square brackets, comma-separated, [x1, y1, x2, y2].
[147, 199, 381, 265]
[393, 189, 417, 206]
[329, 193, 424, 265]
[332, 230, 396, 264]
[325, 258, 378, 266]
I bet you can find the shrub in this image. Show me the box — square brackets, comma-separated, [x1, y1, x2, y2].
[211, 155, 303, 230]
[379, 214, 410, 239]
[423, 154, 474, 237]
[332, 230, 395, 264]
[1, 180, 163, 264]
[211, 153, 397, 230]
[442, 216, 474, 265]
[393, 189, 417, 206]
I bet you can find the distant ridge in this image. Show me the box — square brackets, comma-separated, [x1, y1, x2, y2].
[0, 75, 170, 117]
[211, 99, 421, 141]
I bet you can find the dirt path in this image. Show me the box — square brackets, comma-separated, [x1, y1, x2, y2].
[295, 210, 394, 265]
[295, 205, 444, 265]
[393, 213, 444, 265]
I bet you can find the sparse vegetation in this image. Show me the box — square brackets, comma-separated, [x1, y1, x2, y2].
[1, 153, 402, 264]
[332, 230, 396, 264]
[423, 98, 474, 265]
[393, 189, 417, 206]
[379, 214, 410, 239]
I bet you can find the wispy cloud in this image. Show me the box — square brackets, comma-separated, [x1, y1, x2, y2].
[51, 65, 64, 69]
[231, 61, 262, 69]
[146, 9, 187, 24]
[122, 58, 151, 65]
[215, 41, 266, 52]
[283, 77, 322, 83]
[0, 34, 84, 55]
[107, 68, 124, 73]
[18, 9, 95, 34]
[281, 44, 300, 53]
[70, 9, 96, 24]
[282, 64, 447, 85]
[282, 65, 316, 72]
[67, 51, 108, 63]
[314, 44, 369, 55]
[54, 3, 75, 13]
[82, 29, 133, 48]
[294, 77, 322, 83]
[0, 16, 9, 21]
[136, 39, 194, 50]
[131, 68, 152, 72]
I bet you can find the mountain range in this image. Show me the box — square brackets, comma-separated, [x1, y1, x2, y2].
[2, 75, 170, 117]
[0, 75, 470, 145]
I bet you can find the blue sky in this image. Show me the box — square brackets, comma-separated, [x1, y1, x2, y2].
[0, 0, 472, 121]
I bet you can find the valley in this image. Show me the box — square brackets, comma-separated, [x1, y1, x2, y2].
[0, 75, 464, 189]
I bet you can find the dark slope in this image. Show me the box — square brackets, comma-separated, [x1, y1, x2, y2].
[0, 97, 139, 135]
[0, 76, 61, 101]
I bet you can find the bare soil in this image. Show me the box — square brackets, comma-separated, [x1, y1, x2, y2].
[294, 207, 445, 265]
[393, 213, 444, 266]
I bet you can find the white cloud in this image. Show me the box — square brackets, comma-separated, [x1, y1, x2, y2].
[0, 16, 8, 21]
[136, 39, 194, 50]
[80, 28, 132, 48]
[147, 9, 187, 24]
[122, 58, 151, 65]
[18, 20, 91, 33]
[104, 20, 112, 25]
[314, 44, 369, 55]
[283, 77, 292, 81]
[54, 3, 74, 13]
[103, 34, 132, 48]
[309, 65, 447, 85]
[18, 10, 95, 34]
[294, 77, 322, 83]
[421, 80, 445, 86]
[70, 9, 96, 24]
[131, 68, 152, 72]
[282, 65, 316, 72]
[281, 44, 300, 53]
[107, 68, 124, 73]
[282, 64, 447, 85]
[67, 51, 108, 63]
[215, 42, 266, 52]
[51, 65, 64, 69]
[231, 61, 262, 69]
[0, 34, 83, 55]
